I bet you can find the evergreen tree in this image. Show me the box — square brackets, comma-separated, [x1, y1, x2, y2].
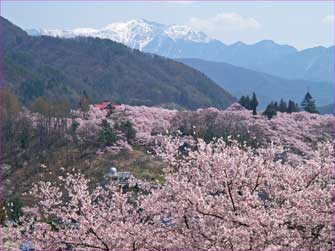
[278, 99, 288, 113]
[287, 100, 299, 113]
[262, 102, 277, 119]
[301, 92, 318, 113]
[245, 96, 251, 110]
[30, 96, 50, 116]
[239, 95, 251, 110]
[1, 88, 25, 156]
[79, 91, 90, 113]
[250, 92, 259, 115]
[117, 120, 136, 142]
[79, 91, 90, 119]
[273, 101, 279, 112]
[238, 96, 246, 107]
[98, 119, 118, 146]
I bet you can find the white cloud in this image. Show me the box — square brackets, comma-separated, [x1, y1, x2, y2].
[322, 15, 334, 24]
[188, 12, 261, 33]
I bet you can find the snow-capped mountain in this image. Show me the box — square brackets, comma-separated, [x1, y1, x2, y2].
[27, 19, 333, 83]
[28, 19, 213, 50]
[26, 19, 298, 70]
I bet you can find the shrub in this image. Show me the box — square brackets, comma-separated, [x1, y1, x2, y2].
[98, 119, 118, 146]
[118, 120, 136, 141]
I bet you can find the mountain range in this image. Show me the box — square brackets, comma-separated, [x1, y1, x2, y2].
[27, 19, 212, 51]
[178, 58, 334, 108]
[28, 19, 334, 83]
[2, 17, 236, 110]
[5, 17, 333, 112]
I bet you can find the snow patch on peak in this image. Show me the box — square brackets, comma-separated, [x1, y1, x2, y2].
[72, 28, 98, 34]
[165, 25, 211, 43]
[99, 19, 164, 50]
[38, 29, 77, 38]
[27, 19, 213, 50]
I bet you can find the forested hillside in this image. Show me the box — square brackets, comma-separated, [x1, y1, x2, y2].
[2, 17, 235, 110]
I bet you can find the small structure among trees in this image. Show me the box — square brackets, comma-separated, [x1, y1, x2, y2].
[94, 101, 121, 110]
[105, 167, 134, 186]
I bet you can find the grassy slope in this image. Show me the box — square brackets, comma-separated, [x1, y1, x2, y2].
[4, 143, 164, 207]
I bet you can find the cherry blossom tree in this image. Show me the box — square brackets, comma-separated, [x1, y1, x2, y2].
[5, 135, 333, 250]
[114, 105, 177, 144]
[2, 102, 334, 250]
[7, 174, 155, 251]
[171, 103, 334, 156]
[147, 137, 334, 250]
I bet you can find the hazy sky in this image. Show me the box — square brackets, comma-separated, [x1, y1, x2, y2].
[1, 1, 334, 50]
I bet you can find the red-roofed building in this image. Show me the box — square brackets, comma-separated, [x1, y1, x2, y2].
[94, 101, 121, 110]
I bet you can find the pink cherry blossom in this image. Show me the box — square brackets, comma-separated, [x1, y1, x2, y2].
[3, 103, 333, 250]
[5, 136, 333, 250]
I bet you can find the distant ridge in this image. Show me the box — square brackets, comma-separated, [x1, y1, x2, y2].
[178, 58, 334, 108]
